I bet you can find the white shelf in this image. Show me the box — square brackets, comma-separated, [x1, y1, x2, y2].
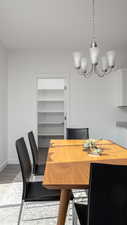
[38, 133, 64, 137]
[38, 88, 64, 91]
[38, 99, 64, 102]
[38, 122, 64, 125]
[38, 111, 64, 114]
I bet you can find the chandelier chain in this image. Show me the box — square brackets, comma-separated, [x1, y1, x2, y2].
[92, 0, 96, 41]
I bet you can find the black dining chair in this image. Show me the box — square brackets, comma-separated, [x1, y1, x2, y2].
[28, 131, 45, 176]
[16, 137, 60, 225]
[73, 163, 127, 225]
[66, 128, 89, 140]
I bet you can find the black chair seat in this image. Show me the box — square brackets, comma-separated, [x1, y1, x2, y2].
[35, 164, 45, 176]
[74, 203, 88, 225]
[25, 182, 60, 202]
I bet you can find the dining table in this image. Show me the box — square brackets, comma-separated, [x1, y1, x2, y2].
[43, 139, 127, 225]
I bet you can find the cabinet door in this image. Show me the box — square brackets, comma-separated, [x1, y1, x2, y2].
[122, 70, 127, 106]
[116, 69, 127, 107]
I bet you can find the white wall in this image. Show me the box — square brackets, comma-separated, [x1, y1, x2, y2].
[0, 42, 8, 170]
[8, 50, 127, 163]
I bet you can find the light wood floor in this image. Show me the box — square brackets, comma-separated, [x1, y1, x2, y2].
[0, 148, 48, 184]
[0, 164, 21, 184]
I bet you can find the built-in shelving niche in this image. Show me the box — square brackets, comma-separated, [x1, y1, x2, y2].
[37, 78, 65, 150]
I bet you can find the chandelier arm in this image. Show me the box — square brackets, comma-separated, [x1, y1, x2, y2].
[83, 72, 92, 78]
[78, 65, 114, 78]
[80, 64, 94, 78]
[94, 66, 112, 77]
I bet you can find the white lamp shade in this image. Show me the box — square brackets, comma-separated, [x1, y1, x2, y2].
[89, 46, 99, 64]
[81, 57, 87, 72]
[101, 56, 108, 71]
[73, 52, 81, 69]
[106, 50, 116, 67]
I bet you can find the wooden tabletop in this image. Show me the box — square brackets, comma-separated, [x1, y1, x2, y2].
[43, 139, 127, 189]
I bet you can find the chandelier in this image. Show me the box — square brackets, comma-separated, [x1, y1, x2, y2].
[73, 0, 116, 78]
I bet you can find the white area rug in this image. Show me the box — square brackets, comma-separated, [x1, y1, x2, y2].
[0, 173, 72, 225]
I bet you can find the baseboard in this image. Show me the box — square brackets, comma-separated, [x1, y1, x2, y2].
[0, 160, 8, 172]
[7, 159, 19, 164]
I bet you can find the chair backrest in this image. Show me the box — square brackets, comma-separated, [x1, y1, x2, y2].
[16, 137, 32, 184]
[66, 128, 89, 139]
[88, 163, 127, 225]
[28, 131, 38, 168]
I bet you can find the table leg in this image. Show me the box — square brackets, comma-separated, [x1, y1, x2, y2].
[57, 189, 71, 225]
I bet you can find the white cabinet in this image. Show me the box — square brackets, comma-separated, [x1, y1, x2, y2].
[116, 69, 127, 107]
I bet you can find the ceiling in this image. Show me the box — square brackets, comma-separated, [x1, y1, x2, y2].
[0, 0, 127, 50]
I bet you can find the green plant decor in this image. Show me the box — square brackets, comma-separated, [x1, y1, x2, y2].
[83, 139, 102, 156]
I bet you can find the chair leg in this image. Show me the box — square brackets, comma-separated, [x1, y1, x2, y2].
[72, 200, 78, 225]
[17, 200, 24, 225]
